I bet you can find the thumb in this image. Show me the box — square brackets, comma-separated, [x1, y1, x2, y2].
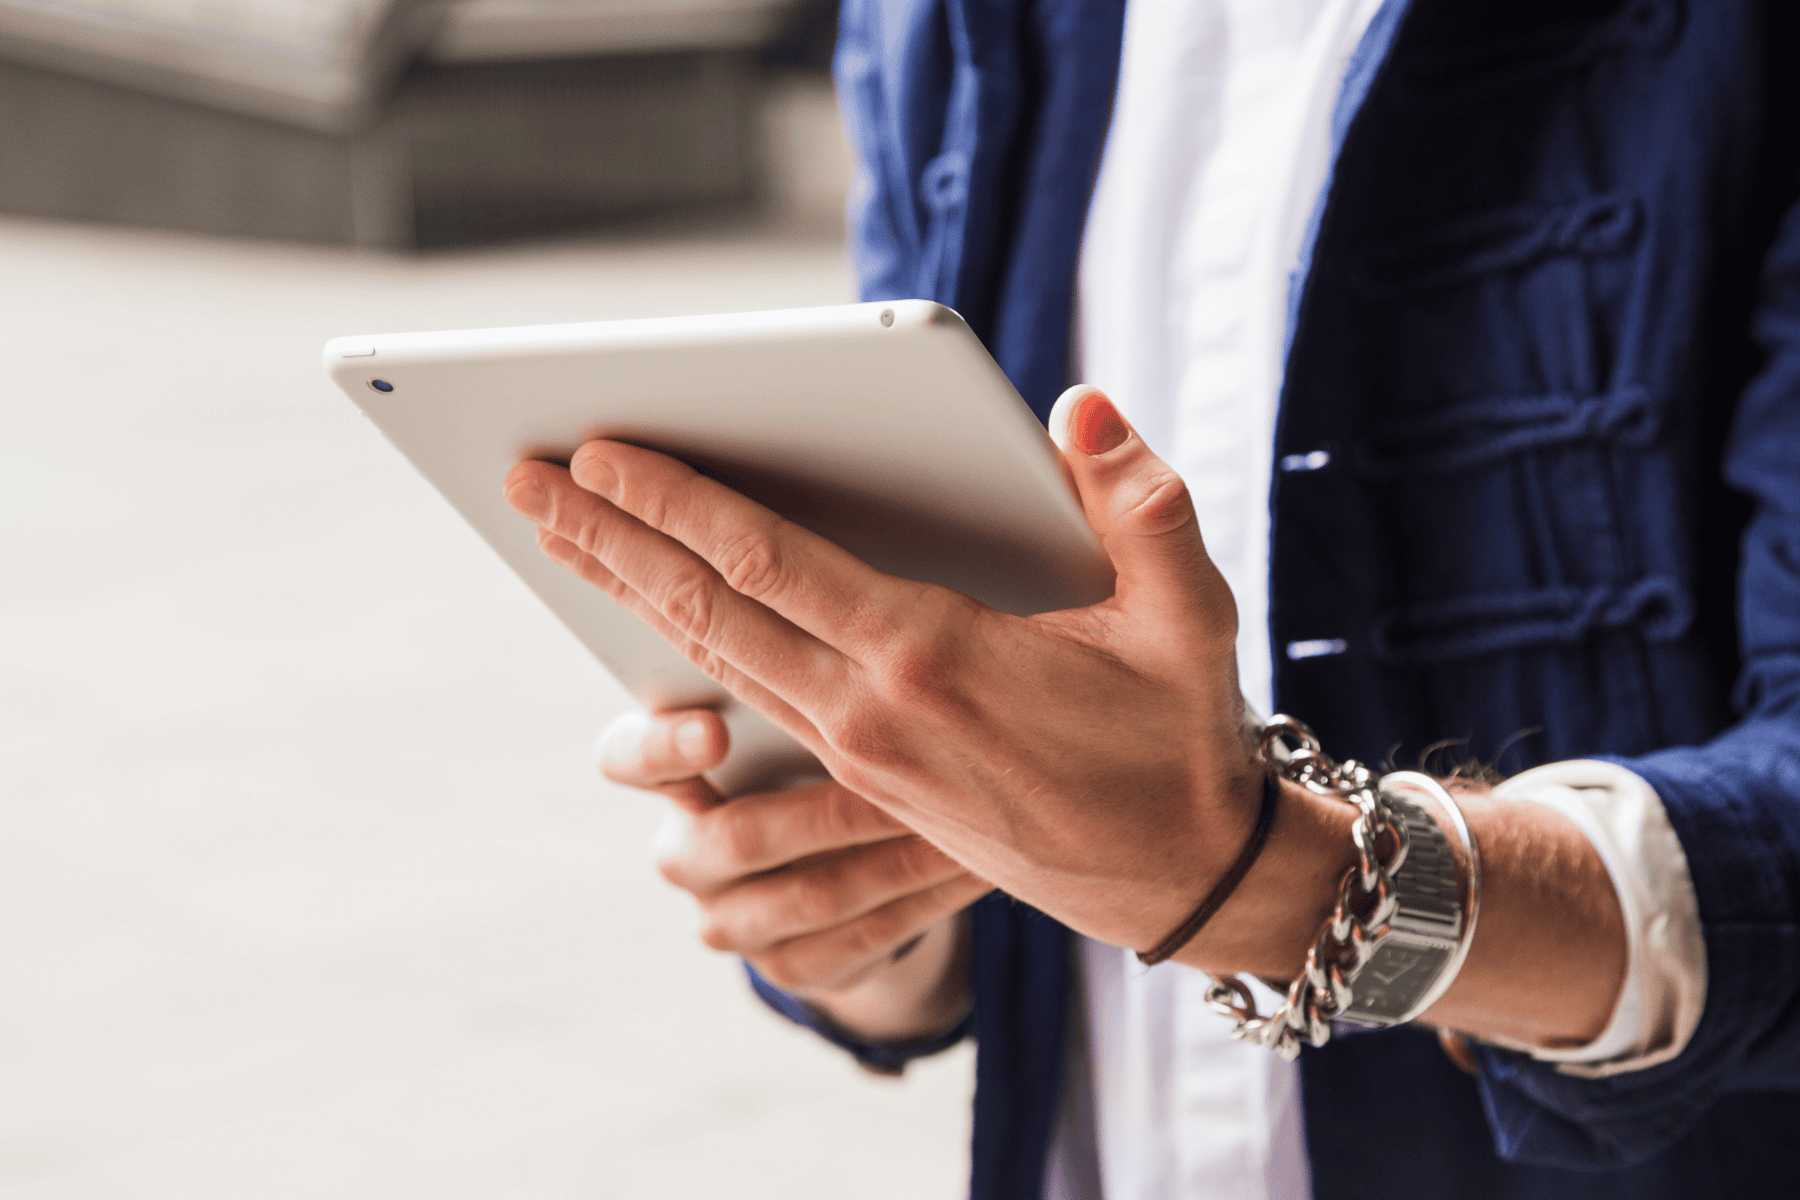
[1047, 385, 1235, 633]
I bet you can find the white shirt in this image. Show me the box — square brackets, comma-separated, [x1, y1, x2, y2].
[1046, 2, 1708, 1197]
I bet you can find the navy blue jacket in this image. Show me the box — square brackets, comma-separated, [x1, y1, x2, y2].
[766, 1, 1800, 1196]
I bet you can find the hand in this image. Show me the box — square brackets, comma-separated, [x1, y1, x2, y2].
[508, 386, 1350, 974]
[512, 386, 1629, 1048]
[598, 706, 988, 1040]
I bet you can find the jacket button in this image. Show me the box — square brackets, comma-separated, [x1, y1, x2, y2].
[1279, 449, 1331, 472]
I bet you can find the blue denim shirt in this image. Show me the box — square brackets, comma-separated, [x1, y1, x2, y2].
[758, 1, 1800, 1196]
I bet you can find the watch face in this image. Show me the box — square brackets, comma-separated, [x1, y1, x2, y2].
[1342, 933, 1456, 1025]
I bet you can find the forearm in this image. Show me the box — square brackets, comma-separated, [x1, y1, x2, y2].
[1171, 779, 1627, 1048]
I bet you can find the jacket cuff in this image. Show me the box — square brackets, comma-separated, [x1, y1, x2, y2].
[744, 962, 973, 1076]
[1480, 759, 1705, 1076]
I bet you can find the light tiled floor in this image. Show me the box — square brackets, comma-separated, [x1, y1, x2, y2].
[0, 215, 974, 1198]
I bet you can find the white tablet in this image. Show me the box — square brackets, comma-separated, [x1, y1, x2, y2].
[323, 300, 1114, 794]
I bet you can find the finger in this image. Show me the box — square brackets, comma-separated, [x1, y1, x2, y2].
[748, 873, 992, 995]
[696, 835, 967, 953]
[509, 461, 850, 722]
[1046, 386, 1235, 637]
[566, 440, 920, 653]
[661, 779, 912, 891]
[596, 708, 727, 788]
[595, 709, 726, 814]
[651, 804, 696, 860]
[531, 524, 828, 755]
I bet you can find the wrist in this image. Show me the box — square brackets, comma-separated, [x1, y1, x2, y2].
[1170, 778, 1357, 978]
[1424, 795, 1626, 1046]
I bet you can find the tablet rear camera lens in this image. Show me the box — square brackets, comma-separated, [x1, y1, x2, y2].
[880, 309, 894, 327]
[370, 379, 394, 392]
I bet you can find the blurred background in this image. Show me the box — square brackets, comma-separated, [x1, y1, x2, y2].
[0, 4, 976, 1196]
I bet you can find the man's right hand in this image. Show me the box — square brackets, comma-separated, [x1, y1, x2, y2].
[599, 707, 988, 1042]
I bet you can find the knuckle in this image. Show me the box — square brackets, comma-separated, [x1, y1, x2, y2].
[880, 644, 939, 700]
[709, 806, 766, 868]
[659, 567, 721, 642]
[569, 553, 629, 603]
[607, 466, 672, 531]
[712, 526, 785, 601]
[683, 643, 730, 685]
[563, 505, 607, 556]
[828, 706, 903, 767]
[787, 871, 846, 930]
[634, 489, 673, 532]
[872, 611, 971, 704]
[592, 569, 633, 606]
[696, 915, 737, 953]
[1121, 468, 1196, 534]
[810, 785, 872, 847]
[863, 634, 975, 732]
[888, 836, 945, 890]
[841, 909, 901, 961]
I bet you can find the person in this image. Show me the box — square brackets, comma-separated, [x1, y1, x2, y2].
[504, 0, 1800, 1196]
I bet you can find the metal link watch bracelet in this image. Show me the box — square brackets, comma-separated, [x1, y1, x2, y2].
[1203, 714, 1482, 1060]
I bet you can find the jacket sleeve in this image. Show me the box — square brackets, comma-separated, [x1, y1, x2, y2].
[745, 963, 972, 1075]
[833, 0, 961, 306]
[1472, 190, 1800, 1170]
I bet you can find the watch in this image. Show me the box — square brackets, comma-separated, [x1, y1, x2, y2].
[1336, 773, 1481, 1027]
[1202, 719, 1483, 1059]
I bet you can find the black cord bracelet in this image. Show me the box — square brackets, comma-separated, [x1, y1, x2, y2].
[1136, 772, 1281, 966]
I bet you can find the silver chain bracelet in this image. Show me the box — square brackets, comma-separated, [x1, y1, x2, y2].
[1203, 715, 1481, 1060]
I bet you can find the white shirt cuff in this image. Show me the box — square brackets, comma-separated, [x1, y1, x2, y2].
[1482, 759, 1707, 1078]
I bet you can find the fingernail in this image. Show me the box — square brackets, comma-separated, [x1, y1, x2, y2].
[505, 477, 549, 516]
[676, 718, 711, 762]
[595, 710, 651, 774]
[1071, 391, 1129, 456]
[572, 449, 620, 499]
[650, 805, 695, 862]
